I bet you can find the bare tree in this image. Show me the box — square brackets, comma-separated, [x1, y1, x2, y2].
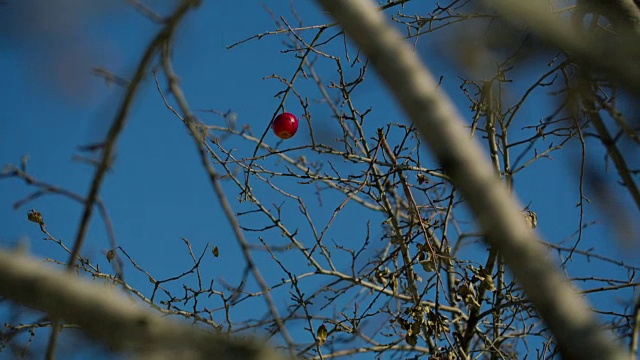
[1, 0, 639, 359]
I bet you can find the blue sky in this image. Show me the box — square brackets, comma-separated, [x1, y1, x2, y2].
[1, 1, 639, 358]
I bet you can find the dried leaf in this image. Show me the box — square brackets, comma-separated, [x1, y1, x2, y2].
[27, 209, 45, 226]
[477, 267, 491, 278]
[410, 320, 421, 336]
[106, 249, 115, 263]
[482, 274, 496, 291]
[398, 317, 408, 330]
[458, 283, 481, 309]
[474, 267, 496, 291]
[417, 173, 429, 184]
[411, 305, 425, 321]
[317, 324, 328, 345]
[457, 284, 472, 297]
[420, 259, 436, 272]
[406, 333, 417, 346]
[375, 267, 390, 285]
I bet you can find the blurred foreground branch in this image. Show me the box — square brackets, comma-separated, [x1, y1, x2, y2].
[0, 250, 284, 360]
[482, 0, 640, 93]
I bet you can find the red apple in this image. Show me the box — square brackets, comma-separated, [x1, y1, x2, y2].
[272, 112, 299, 139]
